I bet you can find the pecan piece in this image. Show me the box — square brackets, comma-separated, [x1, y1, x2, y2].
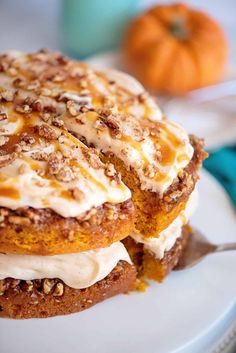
[0, 153, 17, 168]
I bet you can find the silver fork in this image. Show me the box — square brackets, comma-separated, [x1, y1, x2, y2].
[174, 227, 236, 270]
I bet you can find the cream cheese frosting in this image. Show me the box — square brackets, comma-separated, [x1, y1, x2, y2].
[0, 51, 193, 203]
[131, 188, 198, 259]
[0, 242, 131, 289]
[0, 67, 131, 217]
[0, 116, 131, 217]
[63, 112, 194, 193]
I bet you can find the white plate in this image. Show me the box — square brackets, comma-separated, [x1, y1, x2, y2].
[1, 171, 236, 353]
[87, 51, 236, 151]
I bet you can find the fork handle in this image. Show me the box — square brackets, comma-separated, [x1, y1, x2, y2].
[215, 243, 236, 252]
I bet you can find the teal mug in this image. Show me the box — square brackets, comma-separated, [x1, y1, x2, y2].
[60, 0, 140, 59]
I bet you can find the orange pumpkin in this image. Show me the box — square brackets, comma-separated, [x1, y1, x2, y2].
[123, 3, 228, 95]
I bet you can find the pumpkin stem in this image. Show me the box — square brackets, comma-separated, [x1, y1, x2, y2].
[170, 16, 188, 40]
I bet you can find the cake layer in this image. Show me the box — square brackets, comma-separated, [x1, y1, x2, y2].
[123, 225, 191, 282]
[104, 134, 205, 236]
[131, 188, 198, 258]
[0, 261, 136, 319]
[0, 200, 134, 255]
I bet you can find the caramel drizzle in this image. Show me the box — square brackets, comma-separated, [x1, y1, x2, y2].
[0, 113, 121, 204]
[0, 186, 20, 200]
[120, 135, 149, 167]
[159, 122, 189, 166]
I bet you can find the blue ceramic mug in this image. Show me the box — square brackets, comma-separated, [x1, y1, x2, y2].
[60, 0, 140, 59]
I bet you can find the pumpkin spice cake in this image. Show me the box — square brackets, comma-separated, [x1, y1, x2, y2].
[0, 50, 206, 318]
[0, 51, 136, 318]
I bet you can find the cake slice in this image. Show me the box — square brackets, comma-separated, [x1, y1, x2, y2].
[0, 50, 206, 237]
[0, 84, 134, 255]
[0, 50, 207, 318]
[0, 51, 137, 318]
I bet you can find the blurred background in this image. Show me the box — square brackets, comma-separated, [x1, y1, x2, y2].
[0, 0, 235, 207]
[0, 0, 236, 61]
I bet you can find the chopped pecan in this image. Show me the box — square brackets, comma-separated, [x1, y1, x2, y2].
[94, 119, 107, 131]
[0, 136, 9, 146]
[21, 133, 35, 145]
[31, 99, 43, 112]
[143, 165, 156, 179]
[37, 123, 60, 140]
[105, 163, 116, 177]
[0, 90, 14, 102]
[47, 152, 63, 174]
[0, 153, 17, 167]
[56, 166, 75, 182]
[11, 279, 20, 289]
[8, 216, 31, 226]
[52, 116, 65, 128]
[0, 280, 7, 295]
[66, 100, 77, 116]
[13, 77, 26, 88]
[31, 151, 49, 161]
[15, 104, 32, 114]
[82, 148, 103, 169]
[53, 282, 64, 297]
[0, 112, 8, 121]
[138, 92, 149, 103]
[43, 279, 55, 295]
[26, 80, 40, 91]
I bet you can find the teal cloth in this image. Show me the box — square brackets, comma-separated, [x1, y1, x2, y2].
[204, 145, 236, 207]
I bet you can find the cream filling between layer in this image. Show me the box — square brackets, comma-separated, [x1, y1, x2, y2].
[131, 188, 198, 259]
[0, 242, 131, 289]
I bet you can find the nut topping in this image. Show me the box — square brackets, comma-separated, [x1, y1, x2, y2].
[0, 112, 8, 121]
[43, 279, 55, 294]
[0, 89, 14, 102]
[15, 104, 32, 114]
[53, 282, 64, 297]
[0, 136, 9, 146]
[8, 216, 31, 226]
[105, 163, 116, 177]
[37, 123, 60, 140]
[0, 153, 17, 168]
